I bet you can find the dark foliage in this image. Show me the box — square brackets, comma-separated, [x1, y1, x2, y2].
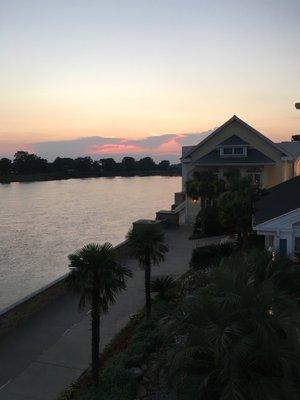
[151, 275, 176, 299]
[194, 206, 229, 236]
[0, 157, 12, 175]
[68, 243, 132, 387]
[0, 151, 181, 180]
[127, 223, 168, 318]
[165, 249, 300, 400]
[190, 241, 236, 270]
[86, 300, 172, 400]
[218, 169, 265, 242]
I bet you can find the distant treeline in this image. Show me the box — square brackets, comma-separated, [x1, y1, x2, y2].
[0, 151, 181, 182]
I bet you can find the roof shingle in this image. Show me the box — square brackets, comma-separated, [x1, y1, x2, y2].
[254, 176, 300, 225]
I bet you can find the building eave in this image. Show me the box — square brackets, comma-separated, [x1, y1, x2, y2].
[192, 162, 275, 167]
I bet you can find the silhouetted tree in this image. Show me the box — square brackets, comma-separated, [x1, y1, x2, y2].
[186, 170, 223, 234]
[121, 156, 136, 173]
[138, 157, 156, 172]
[158, 160, 170, 171]
[127, 223, 168, 318]
[218, 169, 264, 244]
[13, 151, 48, 174]
[74, 156, 94, 174]
[68, 243, 132, 387]
[52, 157, 76, 172]
[92, 160, 102, 174]
[100, 158, 118, 174]
[0, 158, 12, 175]
[1, 150, 181, 179]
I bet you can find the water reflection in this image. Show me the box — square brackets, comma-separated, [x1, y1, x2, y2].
[0, 176, 180, 309]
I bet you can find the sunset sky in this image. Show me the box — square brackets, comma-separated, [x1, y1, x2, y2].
[0, 0, 299, 160]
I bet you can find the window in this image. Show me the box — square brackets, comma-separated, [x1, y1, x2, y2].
[247, 168, 262, 187]
[266, 235, 274, 250]
[204, 198, 214, 208]
[223, 147, 233, 155]
[220, 146, 247, 157]
[234, 147, 244, 155]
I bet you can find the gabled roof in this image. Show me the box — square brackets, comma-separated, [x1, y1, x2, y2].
[254, 176, 300, 225]
[218, 134, 249, 146]
[194, 148, 275, 166]
[182, 115, 291, 160]
[182, 145, 195, 157]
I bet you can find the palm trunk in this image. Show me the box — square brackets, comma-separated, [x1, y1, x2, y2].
[91, 274, 100, 387]
[201, 196, 206, 234]
[145, 252, 151, 319]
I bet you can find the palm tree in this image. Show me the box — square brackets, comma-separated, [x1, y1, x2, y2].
[127, 223, 168, 318]
[186, 170, 223, 234]
[165, 250, 300, 400]
[68, 243, 132, 387]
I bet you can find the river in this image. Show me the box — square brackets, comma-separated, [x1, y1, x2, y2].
[0, 176, 180, 310]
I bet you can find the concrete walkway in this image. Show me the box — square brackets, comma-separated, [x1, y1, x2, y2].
[0, 227, 222, 400]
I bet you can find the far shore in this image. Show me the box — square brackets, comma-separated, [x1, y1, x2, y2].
[0, 170, 181, 184]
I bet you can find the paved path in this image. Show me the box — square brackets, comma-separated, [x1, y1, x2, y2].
[0, 227, 222, 400]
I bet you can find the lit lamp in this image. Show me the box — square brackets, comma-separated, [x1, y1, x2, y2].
[192, 198, 198, 204]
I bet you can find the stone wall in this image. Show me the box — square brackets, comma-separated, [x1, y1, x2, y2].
[0, 240, 130, 338]
[156, 210, 179, 227]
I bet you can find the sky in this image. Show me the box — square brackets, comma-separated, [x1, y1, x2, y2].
[0, 0, 299, 160]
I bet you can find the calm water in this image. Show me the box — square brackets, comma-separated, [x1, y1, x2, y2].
[0, 176, 180, 310]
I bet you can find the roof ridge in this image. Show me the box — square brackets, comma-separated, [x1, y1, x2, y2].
[182, 115, 292, 160]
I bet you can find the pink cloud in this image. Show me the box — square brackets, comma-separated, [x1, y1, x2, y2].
[88, 143, 146, 155]
[88, 137, 183, 157]
[155, 138, 182, 154]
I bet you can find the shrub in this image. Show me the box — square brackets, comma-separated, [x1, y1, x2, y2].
[244, 232, 265, 249]
[190, 241, 236, 270]
[151, 276, 176, 299]
[88, 363, 137, 400]
[165, 249, 300, 400]
[83, 299, 172, 400]
[194, 206, 227, 236]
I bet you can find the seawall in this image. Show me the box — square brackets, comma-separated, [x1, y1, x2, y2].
[0, 240, 131, 339]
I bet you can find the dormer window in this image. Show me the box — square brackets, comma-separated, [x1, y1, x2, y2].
[220, 146, 247, 157]
[218, 135, 249, 157]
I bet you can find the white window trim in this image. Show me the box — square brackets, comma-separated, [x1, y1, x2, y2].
[219, 146, 247, 157]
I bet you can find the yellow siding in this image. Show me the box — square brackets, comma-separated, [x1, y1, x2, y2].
[186, 119, 293, 188]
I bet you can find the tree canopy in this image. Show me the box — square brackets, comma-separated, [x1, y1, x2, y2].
[0, 151, 181, 178]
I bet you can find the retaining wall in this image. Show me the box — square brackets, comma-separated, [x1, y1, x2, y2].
[0, 240, 130, 338]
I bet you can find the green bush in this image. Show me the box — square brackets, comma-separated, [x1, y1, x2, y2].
[190, 241, 236, 270]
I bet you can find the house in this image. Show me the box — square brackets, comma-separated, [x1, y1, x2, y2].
[181, 115, 300, 224]
[253, 176, 300, 261]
